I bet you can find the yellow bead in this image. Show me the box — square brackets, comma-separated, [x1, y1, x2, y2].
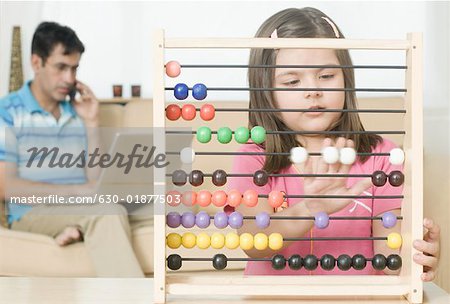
[268, 233, 283, 250]
[181, 232, 196, 249]
[240, 233, 254, 250]
[196, 232, 211, 249]
[254, 233, 268, 250]
[225, 232, 240, 249]
[211, 233, 225, 249]
[387, 232, 402, 249]
[166, 233, 182, 249]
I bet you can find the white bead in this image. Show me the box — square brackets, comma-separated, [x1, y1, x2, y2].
[290, 147, 308, 164]
[339, 147, 357, 165]
[180, 147, 195, 164]
[389, 148, 405, 165]
[321, 146, 339, 164]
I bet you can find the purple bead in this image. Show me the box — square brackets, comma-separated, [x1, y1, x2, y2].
[382, 212, 397, 228]
[214, 212, 229, 229]
[315, 212, 329, 229]
[228, 211, 243, 229]
[181, 212, 196, 228]
[255, 212, 270, 229]
[195, 211, 210, 229]
[166, 212, 181, 228]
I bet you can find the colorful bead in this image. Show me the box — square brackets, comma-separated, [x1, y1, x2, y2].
[226, 189, 242, 207]
[211, 190, 227, 207]
[228, 211, 243, 229]
[253, 170, 269, 186]
[239, 233, 254, 250]
[389, 148, 405, 165]
[195, 211, 210, 229]
[382, 212, 397, 228]
[180, 147, 195, 164]
[166, 233, 181, 249]
[189, 170, 204, 186]
[214, 212, 228, 229]
[200, 103, 215, 121]
[290, 147, 308, 164]
[210, 233, 225, 249]
[196, 190, 211, 207]
[268, 191, 284, 209]
[320, 254, 335, 271]
[196, 232, 211, 249]
[225, 232, 240, 249]
[271, 254, 286, 270]
[254, 233, 268, 250]
[166, 190, 181, 207]
[337, 254, 352, 271]
[321, 146, 339, 164]
[339, 147, 357, 165]
[181, 212, 195, 228]
[242, 189, 258, 207]
[386, 254, 402, 270]
[389, 171, 404, 187]
[181, 232, 196, 249]
[303, 254, 318, 271]
[372, 254, 387, 270]
[167, 254, 182, 270]
[234, 127, 250, 144]
[172, 169, 187, 186]
[165, 61, 181, 78]
[288, 254, 303, 270]
[250, 126, 266, 144]
[165, 104, 181, 120]
[181, 104, 196, 120]
[217, 127, 233, 144]
[166, 212, 181, 228]
[174, 83, 189, 100]
[372, 171, 387, 187]
[387, 232, 402, 249]
[196, 126, 212, 143]
[314, 212, 330, 229]
[181, 191, 196, 206]
[255, 212, 270, 229]
[212, 254, 227, 270]
[192, 83, 207, 100]
[212, 169, 227, 186]
[268, 233, 283, 250]
[352, 254, 367, 270]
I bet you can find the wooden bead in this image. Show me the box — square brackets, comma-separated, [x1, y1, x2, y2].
[372, 254, 387, 270]
[288, 254, 303, 270]
[172, 169, 187, 186]
[303, 254, 318, 271]
[320, 254, 335, 271]
[271, 254, 286, 270]
[212, 254, 227, 270]
[167, 254, 182, 270]
[372, 170, 387, 187]
[352, 254, 367, 270]
[389, 171, 404, 187]
[386, 254, 402, 270]
[212, 169, 227, 186]
[337, 254, 352, 271]
[253, 170, 269, 186]
[189, 170, 204, 186]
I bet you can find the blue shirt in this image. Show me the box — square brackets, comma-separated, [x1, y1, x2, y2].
[0, 81, 87, 224]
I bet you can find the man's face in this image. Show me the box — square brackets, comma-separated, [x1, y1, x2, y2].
[32, 43, 81, 102]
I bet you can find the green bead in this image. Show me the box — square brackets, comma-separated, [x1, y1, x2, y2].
[235, 127, 250, 144]
[217, 127, 233, 144]
[197, 126, 212, 143]
[251, 126, 266, 144]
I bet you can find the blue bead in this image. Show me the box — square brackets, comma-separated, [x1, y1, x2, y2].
[314, 212, 329, 229]
[382, 212, 397, 228]
[214, 212, 229, 229]
[228, 211, 243, 229]
[255, 212, 270, 229]
[192, 83, 207, 100]
[174, 83, 189, 100]
[195, 211, 210, 229]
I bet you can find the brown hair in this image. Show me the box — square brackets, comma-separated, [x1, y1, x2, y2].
[248, 7, 381, 173]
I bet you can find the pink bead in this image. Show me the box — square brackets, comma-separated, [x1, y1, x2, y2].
[242, 189, 258, 207]
[166, 190, 181, 207]
[227, 189, 242, 208]
[200, 104, 215, 121]
[211, 190, 227, 207]
[181, 104, 196, 121]
[165, 61, 181, 78]
[196, 190, 212, 207]
[268, 191, 284, 209]
[182, 191, 197, 206]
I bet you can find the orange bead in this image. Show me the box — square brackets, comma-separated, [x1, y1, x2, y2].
[200, 104, 215, 121]
[165, 60, 181, 78]
[166, 190, 181, 207]
[211, 190, 227, 207]
[242, 189, 258, 207]
[226, 189, 242, 207]
[268, 191, 284, 209]
[196, 190, 212, 207]
[165, 104, 181, 121]
[181, 104, 196, 121]
[182, 191, 197, 206]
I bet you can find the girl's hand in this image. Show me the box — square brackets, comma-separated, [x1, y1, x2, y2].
[413, 218, 440, 281]
[298, 137, 372, 215]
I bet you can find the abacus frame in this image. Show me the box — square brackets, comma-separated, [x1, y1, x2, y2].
[153, 30, 423, 303]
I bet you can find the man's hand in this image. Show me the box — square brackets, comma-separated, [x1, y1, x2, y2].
[72, 81, 99, 127]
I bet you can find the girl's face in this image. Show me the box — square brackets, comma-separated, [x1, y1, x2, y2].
[273, 49, 345, 133]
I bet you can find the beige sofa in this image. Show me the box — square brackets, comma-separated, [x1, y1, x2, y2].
[0, 98, 447, 292]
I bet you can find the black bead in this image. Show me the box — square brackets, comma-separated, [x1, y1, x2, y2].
[352, 254, 367, 270]
[189, 170, 204, 186]
[386, 254, 402, 270]
[172, 170, 187, 186]
[372, 171, 387, 187]
[212, 254, 227, 270]
[271, 254, 286, 270]
[288, 254, 303, 270]
[253, 170, 269, 187]
[303, 254, 318, 271]
[389, 171, 404, 187]
[167, 254, 182, 270]
[337, 254, 352, 271]
[212, 169, 227, 186]
[372, 254, 387, 270]
[320, 254, 335, 271]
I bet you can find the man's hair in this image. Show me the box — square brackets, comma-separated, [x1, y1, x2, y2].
[31, 21, 85, 64]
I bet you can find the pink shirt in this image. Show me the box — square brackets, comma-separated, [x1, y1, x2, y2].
[228, 139, 402, 275]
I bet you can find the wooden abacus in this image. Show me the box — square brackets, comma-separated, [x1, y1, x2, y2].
[153, 29, 423, 303]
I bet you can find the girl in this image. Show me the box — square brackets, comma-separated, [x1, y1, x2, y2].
[230, 7, 440, 280]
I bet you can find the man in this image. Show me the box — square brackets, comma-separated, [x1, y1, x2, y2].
[0, 22, 145, 277]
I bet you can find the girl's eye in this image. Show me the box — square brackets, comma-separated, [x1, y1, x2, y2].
[283, 79, 300, 86]
[319, 74, 334, 79]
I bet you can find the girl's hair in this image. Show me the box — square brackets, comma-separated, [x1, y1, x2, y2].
[248, 7, 382, 173]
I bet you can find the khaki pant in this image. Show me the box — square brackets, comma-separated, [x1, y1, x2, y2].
[11, 203, 152, 278]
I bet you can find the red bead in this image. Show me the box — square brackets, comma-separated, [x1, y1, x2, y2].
[211, 190, 227, 207]
[196, 190, 212, 207]
[166, 104, 181, 121]
[165, 61, 181, 78]
[166, 190, 181, 207]
[223, 204, 235, 215]
[242, 189, 258, 207]
[200, 104, 215, 121]
[268, 191, 284, 209]
[227, 189, 242, 207]
[182, 191, 197, 206]
[181, 104, 196, 120]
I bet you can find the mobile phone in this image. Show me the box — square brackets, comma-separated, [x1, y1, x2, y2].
[68, 81, 78, 102]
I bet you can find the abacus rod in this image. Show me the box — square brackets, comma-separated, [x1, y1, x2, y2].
[166, 151, 391, 156]
[259, 194, 403, 199]
[284, 237, 387, 241]
[176, 64, 407, 69]
[166, 87, 406, 92]
[165, 130, 405, 135]
[208, 216, 403, 220]
[212, 108, 406, 113]
[166, 173, 373, 178]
